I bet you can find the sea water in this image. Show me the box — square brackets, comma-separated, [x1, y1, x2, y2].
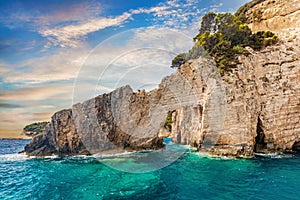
[1, 139, 300, 200]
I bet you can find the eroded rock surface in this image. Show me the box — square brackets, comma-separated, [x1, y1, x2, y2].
[25, 0, 300, 157]
[25, 86, 166, 156]
[247, 0, 300, 41]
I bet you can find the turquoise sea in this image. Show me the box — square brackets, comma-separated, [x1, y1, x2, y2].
[1, 139, 300, 200]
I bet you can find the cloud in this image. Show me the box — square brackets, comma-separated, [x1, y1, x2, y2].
[131, 6, 170, 15]
[0, 0, 102, 29]
[35, 1, 103, 27]
[0, 0, 250, 49]
[0, 128, 27, 138]
[154, 0, 208, 36]
[0, 81, 114, 136]
[0, 84, 74, 101]
[2, 27, 193, 111]
[0, 84, 75, 136]
[0, 44, 89, 84]
[38, 0, 205, 47]
[40, 12, 133, 47]
[0, 0, 222, 48]
[39, 5, 172, 48]
[72, 27, 193, 102]
[0, 103, 22, 108]
[0, 108, 53, 136]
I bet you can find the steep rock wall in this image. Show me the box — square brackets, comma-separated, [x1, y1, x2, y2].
[25, 86, 165, 156]
[25, 0, 300, 157]
[247, 0, 300, 41]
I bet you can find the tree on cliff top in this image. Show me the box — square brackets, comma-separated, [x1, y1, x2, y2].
[23, 121, 49, 136]
[171, 10, 278, 75]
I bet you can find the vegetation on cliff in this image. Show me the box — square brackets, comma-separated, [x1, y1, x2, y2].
[171, 10, 278, 75]
[23, 121, 49, 136]
[164, 111, 173, 132]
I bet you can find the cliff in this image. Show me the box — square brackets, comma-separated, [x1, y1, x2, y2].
[25, 87, 165, 156]
[25, 0, 300, 157]
[245, 0, 300, 41]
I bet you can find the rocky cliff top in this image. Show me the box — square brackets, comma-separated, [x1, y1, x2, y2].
[246, 0, 300, 41]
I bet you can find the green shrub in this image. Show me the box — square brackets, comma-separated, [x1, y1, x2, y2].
[171, 11, 278, 75]
[23, 121, 49, 134]
[252, 10, 263, 21]
[171, 53, 188, 68]
[232, 45, 244, 54]
[198, 12, 217, 35]
[164, 112, 173, 132]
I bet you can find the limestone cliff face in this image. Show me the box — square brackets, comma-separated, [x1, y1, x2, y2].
[205, 39, 300, 156]
[25, 109, 87, 156]
[25, 0, 300, 157]
[25, 87, 165, 156]
[246, 0, 300, 41]
[166, 38, 300, 156]
[168, 0, 300, 156]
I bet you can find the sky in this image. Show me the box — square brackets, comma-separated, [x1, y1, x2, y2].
[0, 0, 250, 138]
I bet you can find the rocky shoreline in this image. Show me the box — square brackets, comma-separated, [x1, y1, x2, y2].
[24, 0, 300, 157]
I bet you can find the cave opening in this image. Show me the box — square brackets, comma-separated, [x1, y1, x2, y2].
[164, 111, 174, 132]
[254, 116, 267, 153]
[292, 141, 300, 151]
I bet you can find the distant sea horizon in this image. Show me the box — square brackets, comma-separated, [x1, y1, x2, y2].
[0, 138, 30, 140]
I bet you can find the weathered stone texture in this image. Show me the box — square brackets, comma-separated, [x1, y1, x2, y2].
[25, 0, 300, 157]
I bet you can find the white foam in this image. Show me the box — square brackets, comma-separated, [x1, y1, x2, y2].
[197, 152, 238, 160]
[0, 153, 30, 162]
[92, 151, 136, 159]
[44, 155, 59, 159]
[181, 145, 191, 149]
[254, 152, 293, 158]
